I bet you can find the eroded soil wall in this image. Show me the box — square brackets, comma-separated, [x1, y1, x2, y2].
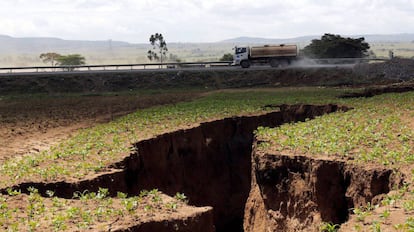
[244, 152, 394, 232]
[117, 104, 348, 231]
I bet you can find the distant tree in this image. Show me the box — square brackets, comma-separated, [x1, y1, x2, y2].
[219, 53, 234, 61]
[168, 53, 182, 62]
[39, 52, 61, 66]
[302, 33, 370, 58]
[56, 54, 86, 71]
[56, 54, 85, 66]
[147, 33, 168, 63]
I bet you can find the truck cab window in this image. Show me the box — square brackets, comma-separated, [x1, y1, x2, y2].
[236, 47, 247, 54]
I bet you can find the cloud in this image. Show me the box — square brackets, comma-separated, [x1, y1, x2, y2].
[0, 0, 413, 42]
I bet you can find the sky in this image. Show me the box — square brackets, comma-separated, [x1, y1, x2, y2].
[1, 0, 414, 43]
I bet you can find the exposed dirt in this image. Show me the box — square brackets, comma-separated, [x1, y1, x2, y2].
[2, 191, 215, 232]
[339, 80, 414, 98]
[0, 92, 200, 161]
[354, 58, 414, 81]
[244, 152, 395, 232]
[0, 67, 383, 95]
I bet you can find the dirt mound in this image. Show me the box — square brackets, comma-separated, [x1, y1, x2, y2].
[0, 68, 367, 95]
[0, 93, 199, 160]
[339, 81, 414, 98]
[354, 58, 414, 81]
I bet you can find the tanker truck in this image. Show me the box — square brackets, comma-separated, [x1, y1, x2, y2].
[233, 44, 298, 68]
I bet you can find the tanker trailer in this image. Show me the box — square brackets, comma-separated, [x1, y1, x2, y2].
[233, 44, 298, 68]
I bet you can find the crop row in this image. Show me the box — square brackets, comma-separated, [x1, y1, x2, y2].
[256, 92, 414, 166]
[0, 187, 188, 232]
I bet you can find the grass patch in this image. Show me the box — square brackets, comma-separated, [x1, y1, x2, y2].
[0, 188, 190, 231]
[256, 92, 414, 166]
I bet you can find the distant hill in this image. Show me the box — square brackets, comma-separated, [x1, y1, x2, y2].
[355, 34, 414, 42]
[1, 33, 413, 54]
[0, 35, 135, 54]
[220, 33, 414, 44]
[220, 36, 317, 44]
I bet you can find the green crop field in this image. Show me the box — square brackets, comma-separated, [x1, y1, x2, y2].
[1, 87, 414, 231]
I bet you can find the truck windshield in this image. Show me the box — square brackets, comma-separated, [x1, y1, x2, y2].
[235, 47, 247, 54]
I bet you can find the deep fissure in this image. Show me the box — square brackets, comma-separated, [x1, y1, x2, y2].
[248, 153, 394, 231]
[4, 104, 396, 231]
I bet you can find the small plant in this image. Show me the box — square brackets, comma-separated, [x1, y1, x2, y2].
[379, 209, 390, 221]
[406, 217, 414, 229]
[320, 222, 339, 232]
[52, 213, 68, 231]
[353, 207, 370, 222]
[117, 192, 127, 199]
[365, 202, 376, 211]
[139, 190, 149, 198]
[353, 223, 362, 231]
[73, 190, 91, 200]
[66, 206, 80, 220]
[403, 200, 414, 212]
[393, 223, 406, 231]
[96, 188, 109, 199]
[46, 190, 55, 198]
[149, 189, 162, 203]
[122, 197, 139, 213]
[371, 221, 381, 232]
[6, 188, 21, 196]
[144, 205, 152, 212]
[175, 192, 188, 203]
[165, 202, 178, 210]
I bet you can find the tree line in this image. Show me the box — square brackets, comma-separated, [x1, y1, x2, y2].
[302, 33, 370, 58]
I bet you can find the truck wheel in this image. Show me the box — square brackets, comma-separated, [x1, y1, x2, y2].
[240, 60, 251, 68]
[279, 59, 289, 67]
[270, 59, 279, 68]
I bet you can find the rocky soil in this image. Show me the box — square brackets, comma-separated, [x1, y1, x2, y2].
[354, 58, 414, 81]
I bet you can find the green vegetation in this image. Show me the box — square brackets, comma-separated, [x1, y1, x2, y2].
[38, 52, 85, 69]
[302, 33, 370, 58]
[39, 52, 61, 66]
[56, 54, 86, 66]
[1, 87, 414, 231]
[0, 187, 188, 231]
[349, 185, 414, 231]
[320, 222, 339, 232]
[219, 53, 234, 61]
[255, 91, 414, 231]
[256, 92, 414, 166]
[56, 54, 86, 71]
[0, 88, 345, 188]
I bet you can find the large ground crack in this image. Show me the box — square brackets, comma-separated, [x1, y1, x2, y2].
[2, 104, 394, 232]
